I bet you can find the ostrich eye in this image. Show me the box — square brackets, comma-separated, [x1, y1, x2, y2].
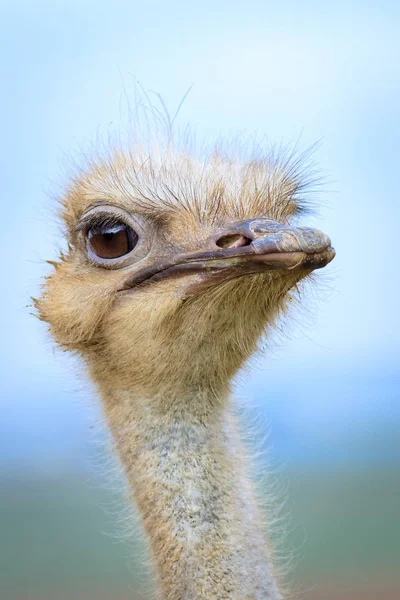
[87, 221, 138, 259]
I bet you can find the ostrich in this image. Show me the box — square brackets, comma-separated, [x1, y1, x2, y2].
[36, 133, 335, 599]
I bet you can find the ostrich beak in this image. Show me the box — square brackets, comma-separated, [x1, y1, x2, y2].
[121, 218, 335, 294]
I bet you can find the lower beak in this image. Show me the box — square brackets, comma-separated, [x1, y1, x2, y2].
[121, 218, 335, 292]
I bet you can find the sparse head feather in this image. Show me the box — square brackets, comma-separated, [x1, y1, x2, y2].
[61, 139, 318, 236]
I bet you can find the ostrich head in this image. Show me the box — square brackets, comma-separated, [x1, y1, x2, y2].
[36, 147, 335, 400]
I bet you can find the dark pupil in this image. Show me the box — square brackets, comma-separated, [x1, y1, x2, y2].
[88, 223, 137, 259]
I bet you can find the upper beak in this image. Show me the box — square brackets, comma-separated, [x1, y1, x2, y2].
[208, 218, 335, 267]
[121, 218, 335, 292]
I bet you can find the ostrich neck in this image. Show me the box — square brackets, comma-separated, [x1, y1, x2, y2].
[102, 387, 282, 600]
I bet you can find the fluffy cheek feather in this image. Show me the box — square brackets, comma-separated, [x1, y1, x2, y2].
[88, 274, 298, 395]
[35, 260, 117, 351]
[89, 285, 195, 393]
[36, 256, 304, 395]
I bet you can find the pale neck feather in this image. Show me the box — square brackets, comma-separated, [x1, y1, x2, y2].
[102, 387, 282, 600]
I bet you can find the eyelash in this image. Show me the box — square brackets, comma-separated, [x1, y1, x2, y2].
[79, 214, 127, 235]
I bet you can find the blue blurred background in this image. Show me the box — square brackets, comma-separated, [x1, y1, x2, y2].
[1, 1, 399, 599]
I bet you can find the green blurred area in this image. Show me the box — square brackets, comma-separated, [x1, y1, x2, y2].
[1, 468, 399, 600]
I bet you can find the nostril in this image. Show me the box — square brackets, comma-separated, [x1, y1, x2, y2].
[216, 234, 252, 249]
